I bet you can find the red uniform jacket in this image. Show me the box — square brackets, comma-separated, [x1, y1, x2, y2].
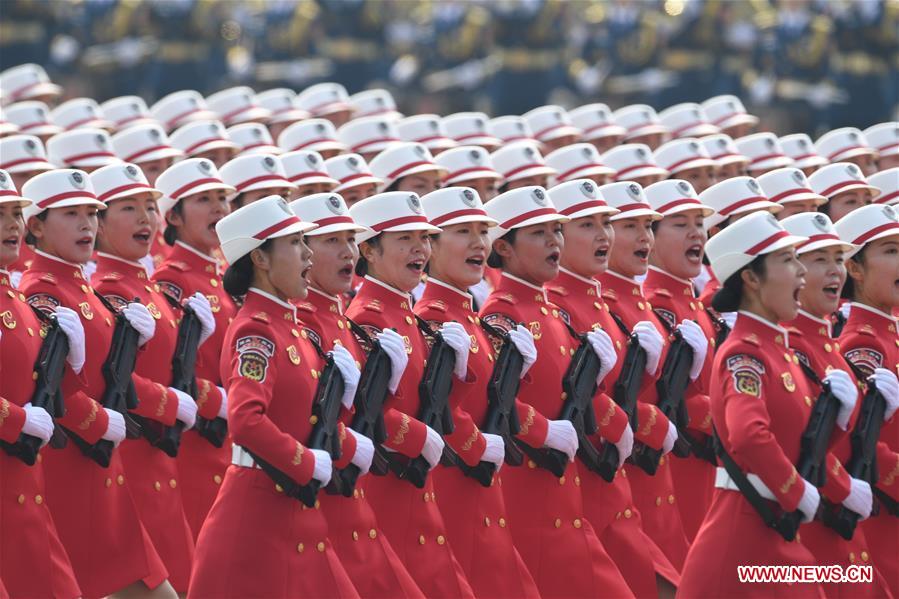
[345, 276, 475, 599]
[0, 268, 80, 599]
[152, 241, 236, 539]
[479, 272, 633, 599]
[19, 250, 167, 598]
[189, 288, 358, 599]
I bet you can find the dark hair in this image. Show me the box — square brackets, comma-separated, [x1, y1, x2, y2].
[354, 235, 382, 277]
[384, 178, 405, 193]
[231, 193, 249, 210]
[24, 211, 48, 246]
[840, 245, 867, 300]
[486, 229, 517, 269]
[497, 181, 511, 195]
[222, 238, 273, 296]
[711, 254, 767, 313]
[818, 201, 831, 218]
[163, 201, 183, 246]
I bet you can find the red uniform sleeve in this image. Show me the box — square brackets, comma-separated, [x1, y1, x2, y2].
[591, 392, 629, 444]
[333, 421, 357, 469]
[513, 399, 549, 448]
[633, 402, 670, 449]
[382, 407, 428, 458]
[194, 377, 224, 420]
[819, 453, 852, 503]
[129, 375, 179, 425]
[226, 323, 316, 485]
[875, 443, 899, 502]
[0, 398, 26, 443]
[684, 392, 713, 436]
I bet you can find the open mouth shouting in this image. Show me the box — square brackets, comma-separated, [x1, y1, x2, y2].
[685, 243, 703, 264]
[464, 252, 485, 269]
[634, 247, 650, 263]
[337, 261, 354, 280]
[75, 234, 94, 249]
[594, 244, 609, 260]
[546, 249, 561, 267]
[133, 227, 152, 247]
[2, 234, 19, 251]
[407, 257, 426, 275]
[822, 282, 841, 300]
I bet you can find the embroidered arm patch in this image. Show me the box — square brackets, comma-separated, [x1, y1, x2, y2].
[844, 347, 883, 378]
[26, 293, 60, 316]
[726, 353, 765, 398]
[236, 335, 275, 383]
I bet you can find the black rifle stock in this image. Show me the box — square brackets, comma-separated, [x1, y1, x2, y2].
[1, 309, 69, 464]
[608, 332, 645, 473]
[328, 319, 392, 496]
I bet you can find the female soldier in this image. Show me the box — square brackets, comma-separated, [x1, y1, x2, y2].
[596, 181, 686, 571]
[0, 169, 81, 599]
[546, 179, 681, 597]
[289, 192, 424, 598]
[780, 212, 894, 598]
[809, 163, 879, 224]
[834, 204, 899, 597]
[643, 179, 718, 542]
[153, 158, 237, 540]
[435, 146, 502, 203]
[90, 163, 219, 594]
[189, 195, 359, 598]
[346, 191, 475, 599]
[678, 211, 825, 597]
[369, 143, 445, 196]
[479, 185, 634, 598]
[414, 186, 540, 598]
[19, 169, 171, 598]
[324, 153, 382, 208]
[220, 153, 297, 209]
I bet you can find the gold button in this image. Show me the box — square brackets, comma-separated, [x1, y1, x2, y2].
[488, 354, 494, 362]
[783, 352, 792, 363]
[27, 327, 33, 336]
[437, 535, 446, 545]
[484, 517, 491, 527]
[689, 302, 696, 310]
[570, 348, 575, 356]
[154, 481, 161, 491]
[35, 495, 43, 505]
[169, 479, 177, 489]
[419, 535, 426, 545]
[353, 489, 360, 499]
[352, 531, 359, 541]
[792, 355, 799, 364]
[292, 329, 300, 337]
[105, 478, 113, 488]
[560, 391, 567, 401]
[213, 475, 223, 485]
[309, 415, 319, 425]
[659, 456, 665, 466]
[338, 320, 345, 330]
[540, 307, 548, 315]
[105, 317, 112, 327]
[552, 309, 559, 317]
[637, 301, 645, 310]
[423, 492, 430, 502]
[573, 518, 582, 529]
[559, 345, 566, 355]
[297, 543, 305, 553]
[668, 494, 675, 504]
[369, 529, 377, 539]
[860, 551, 869, 562]
[315, 499, 320, 509]
[311, 369, 319, 379]
[554, 518, 562, 528]
[594, 302, 601, 310]
[498, 517, 507, 528]
[804, 396, 812, 407]
[405, 315, 414, 324]
[301, 329, 308, 339]
[624, 509, 633, 519]
[559, 476, 566, 485]
[210, 279, 218, 287]
[275, 484, 283, 493]
[81, 284, 89, 293]
[32, 371, 38, 380]
[655, 497, 662, 506]
[575, 476, 581, 486]
[824, 343, 832, 353]
[317, 541, 325, 552]
[17, 494, 25, 504]
[117, 474, 125, 485]
[5, 290, 12, 298]
[527, 460, 536, 469]
[849, 552, 855, 563]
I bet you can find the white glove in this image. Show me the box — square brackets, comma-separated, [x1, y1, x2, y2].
[376, 329, 408, 394]
[544, 419, 578, 462]
[798, 477, 821, 523]
[508, 324, 537, 378]
[22, 403, 54, 446]
[823, 370, 858, 430]
[330, 344, 360, 409]
[421, 425, 446, 469]
[438, 322, 470, 380]
[53, 306, 85, 374]
[586, 329, 617, 385]
[843, 477, 873, 521]
[102, 408, 126, 446]
[481, 432, 505, 470]
[348, 429, 374, 475]
[633, 321, 664, 376]
[171, 387, 197, 430]
[870, 368, 899, 421]
[611, 424, 634, 468]
[122, 302, 156, 347]
[310, 448, 333, 486]
[216, 386, 228, 420]
[10, 271, 22, 288]
[662, 419, 678, 455]
[185, 292, 215, 346]
[721, 311, 737, 330]
[677, 319, 708, 381]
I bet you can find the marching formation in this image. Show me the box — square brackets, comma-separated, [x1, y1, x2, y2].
[0, 63, 898, 599]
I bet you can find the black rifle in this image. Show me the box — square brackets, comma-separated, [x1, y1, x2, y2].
[831, 310, 847, 339]
[327, 319, 393, 496]
[454, 321, 523, 487]
[1, 308, 69, 464]
[821, 373, 890, 538]
[164, 294, 228, 448]
[386, 317, 456, 488]
[631, 329, 694, 474]
[85, 294, 142, 467]
[601, 313, 645, 474]
[709, 310, 731, 349]
[247, 340, 344, 507]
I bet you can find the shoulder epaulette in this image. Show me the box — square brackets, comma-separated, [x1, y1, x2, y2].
[362, 299, 383, 313]
[419, 299, 447, 313]
[740, 333, 761, 347]
[650, 287, 672, 299]
[294, 301, 315, 313]
[38, 273, 56, 284]
[100, 272, 123, 282]
[858, 324, 875, 337]
[545, 285, 567, 297]
[496, 293, 516, 305]
[601, 288, 617, 302]
[251, 311, 270, 323]
[167, 261, 190, 272]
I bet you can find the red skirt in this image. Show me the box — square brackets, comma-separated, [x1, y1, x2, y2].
[623, 457, 690, 571]
[801, 521, 894, 598]
[119, 438, 195, 592]
[320, 487, 423, 598]
[669, 453, 716, 541]
[432, 466, 540, 599]
[580, 467, 680, 597]
[364, 472, 475, 599]
[189, 466, 359, 599]
[680, 489, 824, 598]
[500, 460, 634, 598]
[176, 431, 231, 540]
[41, 443, 168, 598]
[0, 453, 81, 599]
